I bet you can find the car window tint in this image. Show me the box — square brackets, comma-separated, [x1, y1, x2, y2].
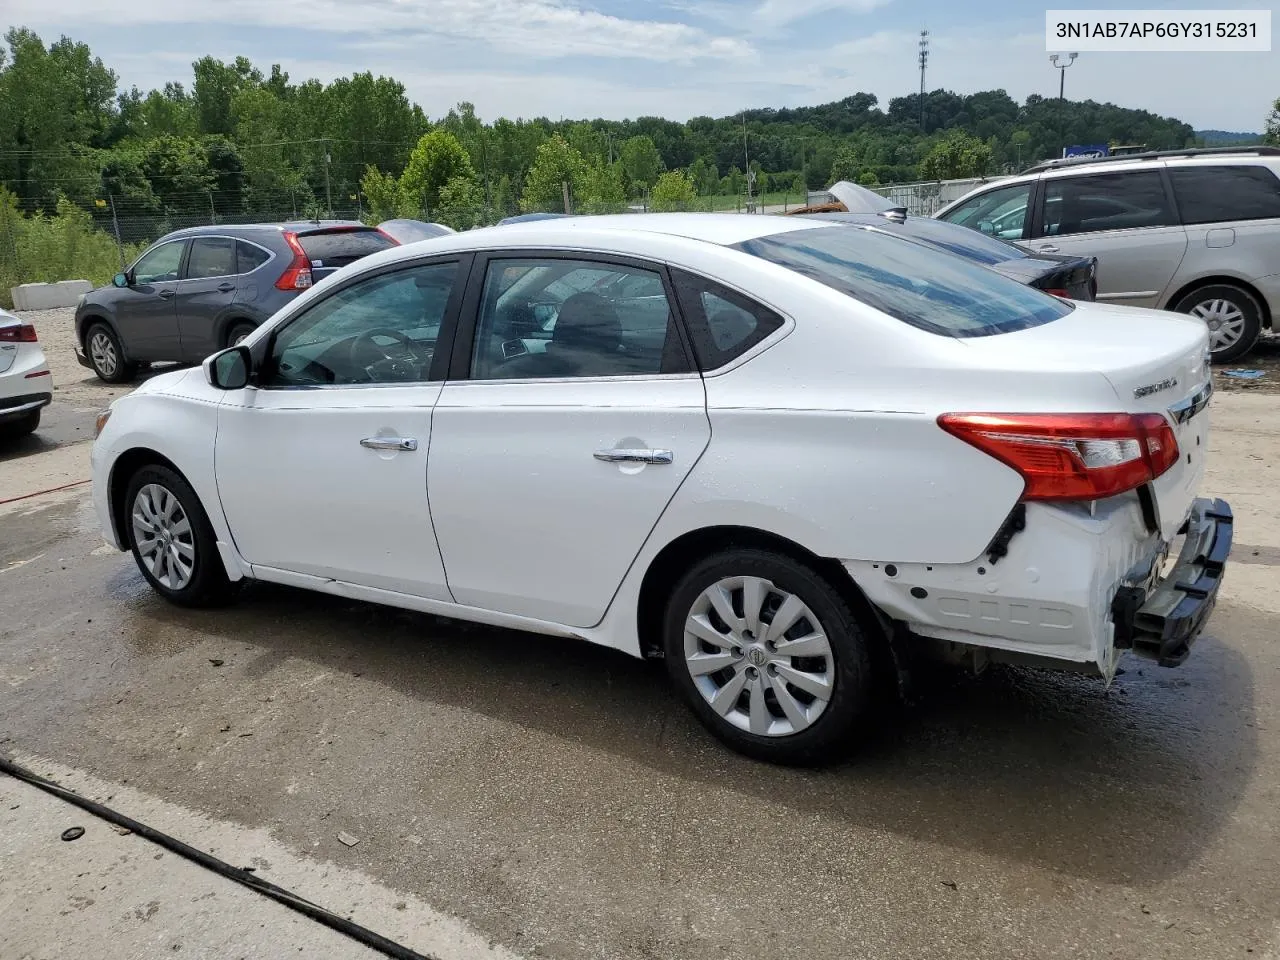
[1042, 171, 1174, 237]
[471, 258, 687, 380]
[734, 225, 1072, 338]
[263, 261, 457, 387]
[186, 237, 238, 279]
[669, 271, 785, 369]
[237, 240, 272, 273]
[937, 182, 1032, 240]
[1169, 165, 1280, 224]
[132, 241, 185, 284]
[296, 229, 396, 268]
[876, 216, 1027, 265]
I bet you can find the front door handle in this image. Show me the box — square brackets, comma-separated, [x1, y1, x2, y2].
[1037, 244, 1060, 254]
[594, 448, 673, 465]
[158, 289, 175, 299]
[217, 282, 236, 292]
[360, 436, 418, 452]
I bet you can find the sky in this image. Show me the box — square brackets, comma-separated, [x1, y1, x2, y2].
[5, 0, 1277, 132]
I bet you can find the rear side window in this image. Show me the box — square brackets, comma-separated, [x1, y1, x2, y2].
[296, 229, 396, 268]
[1169, 165, 1280, 224]
[734, 226, 1072, 338]
[1042, 171, 1174, 237]
[237, 240, 272, 273]
[670, 270, 784, 369]
[185, 237, 238, 279]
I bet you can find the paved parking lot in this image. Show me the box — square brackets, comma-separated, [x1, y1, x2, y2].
[3, 309, 1280, 959]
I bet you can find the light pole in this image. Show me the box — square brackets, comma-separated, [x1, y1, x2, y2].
[1049, 52, 1078, 99]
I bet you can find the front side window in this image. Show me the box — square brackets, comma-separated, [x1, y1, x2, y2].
[186, 237, 238, 279]
[734, 226, 1072, 338]
[1169, 165, 1280, 224]
[132, 241, 186, 284]
[1042, 171, 1174, 237]
[262, 261, 458, 387]
[470, 258, 687, 380]
[938, 182, 1033, 240]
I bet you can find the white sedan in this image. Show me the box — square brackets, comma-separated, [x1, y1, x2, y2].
[90, 214, 1232, 764]
[0, 308, 52, 439]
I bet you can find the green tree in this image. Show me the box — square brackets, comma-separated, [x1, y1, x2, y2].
[359, 165, 410, 222]
[581, 161, 626, 212]
[649, 170, 696, 211]
[828, 145, 860, 184]
[520, 135, 589, 212]
[191, 55, 260, 136]
[918, 130, 994, 180]
[1266, 97, 1280, 146]
[437, 174, 486, 230]
[619, 135, 662, 194]
[401, 129, 476, 214]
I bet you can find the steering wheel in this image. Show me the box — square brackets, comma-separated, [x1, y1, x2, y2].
[348, 327, 426, 381]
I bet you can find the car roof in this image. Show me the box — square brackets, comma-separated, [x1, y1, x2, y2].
[160, 221, 374, 241]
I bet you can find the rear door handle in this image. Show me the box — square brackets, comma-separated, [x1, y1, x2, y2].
[217, 282, 236, 293]
[594, 448, 673, 465]
[1037, 244, 1060, 254]
[158, 289, 175, 299]
[360, 436, 418, 452]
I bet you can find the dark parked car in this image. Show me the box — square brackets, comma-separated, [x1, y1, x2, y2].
[75, 222, 398, 382]
[791, 181, 1097, 301]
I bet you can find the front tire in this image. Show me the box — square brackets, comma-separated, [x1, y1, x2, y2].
[1171, 284, 1263, 364]
[86, 323, 137, 383]
[663, 548, 873, 765]
[124, 464, 236, 607]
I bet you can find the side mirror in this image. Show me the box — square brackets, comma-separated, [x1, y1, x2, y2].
[112, 273, 129, 288]
[204, 345, 251, 391]
[977, 220, 996, 235]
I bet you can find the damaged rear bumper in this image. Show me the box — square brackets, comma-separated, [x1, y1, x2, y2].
[1111, 497, 1233, 667]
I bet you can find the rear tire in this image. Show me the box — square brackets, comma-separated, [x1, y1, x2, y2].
[663, 548, 874, 765]
[0, 408, 40, 440]
[225, 321, 256, 348]
[123, 464, 237, 608]
[1171, 284, 1263, 364]
[86, 322, 137, 383]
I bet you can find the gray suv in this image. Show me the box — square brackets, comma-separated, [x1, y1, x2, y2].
[935, 147, 1280, 362]
[75, 222, 397, 382]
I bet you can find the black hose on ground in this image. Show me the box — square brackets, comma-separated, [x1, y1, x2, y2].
[0, 755, 436, 960]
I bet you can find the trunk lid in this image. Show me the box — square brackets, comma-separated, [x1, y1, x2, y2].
[966, 301, 1212, 540]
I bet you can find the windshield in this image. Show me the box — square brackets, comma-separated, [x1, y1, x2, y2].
[734, 226, 1072, 338]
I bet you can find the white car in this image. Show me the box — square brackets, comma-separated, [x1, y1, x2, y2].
[0, 309, 52, 439]
[90, 214, 1232, 764]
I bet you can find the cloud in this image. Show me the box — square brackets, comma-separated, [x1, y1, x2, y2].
[751, 0, 894, 28]
[5, 0, 755, 63]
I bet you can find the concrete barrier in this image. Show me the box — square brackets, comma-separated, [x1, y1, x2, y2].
[11, 280, 94, 311]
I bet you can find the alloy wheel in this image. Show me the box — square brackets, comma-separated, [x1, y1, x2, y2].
[89, 331, 118, 377]
[1190, 298, 1247, 353]
[683, 576, 834, 737]
[131, 483, 196, 590]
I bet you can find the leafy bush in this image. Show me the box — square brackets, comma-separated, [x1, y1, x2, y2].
[0, 188, 144, 308]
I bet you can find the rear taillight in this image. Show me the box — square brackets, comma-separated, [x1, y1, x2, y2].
[938, 412, 1180, 502]
[376, 228, 399, 245]
[0, 323, 38, 342]
[275, 232, 314, 291]
[1044, 287, 1069, 298]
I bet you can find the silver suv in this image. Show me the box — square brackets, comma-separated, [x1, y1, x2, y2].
[935, 147, 1280, 362]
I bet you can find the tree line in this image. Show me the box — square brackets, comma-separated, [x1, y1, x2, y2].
[0, 26, 1237, 236]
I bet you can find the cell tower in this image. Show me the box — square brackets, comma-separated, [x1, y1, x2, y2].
[918, 30, 929, 129]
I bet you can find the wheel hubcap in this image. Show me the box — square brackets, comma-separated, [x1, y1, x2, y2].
[684, 576, 834, 737]
[131, 483, 195, 590]
[1189, 299, 1246, 352]
[89, 332, 117, 376]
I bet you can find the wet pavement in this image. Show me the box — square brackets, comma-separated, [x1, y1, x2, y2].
[1, 480, 1278, 959]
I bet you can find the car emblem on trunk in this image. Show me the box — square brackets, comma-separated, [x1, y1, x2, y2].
[1134, 377, 1178, 399]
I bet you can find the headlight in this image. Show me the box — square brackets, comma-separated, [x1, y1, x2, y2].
[94, 409, 111, 437]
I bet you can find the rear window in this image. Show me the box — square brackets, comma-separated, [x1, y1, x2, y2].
[734, 226, 1072, 338]
[874, 216, 1028, 265]
[296, 229, 396, 268]
[1168, 165, 1280, 224]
